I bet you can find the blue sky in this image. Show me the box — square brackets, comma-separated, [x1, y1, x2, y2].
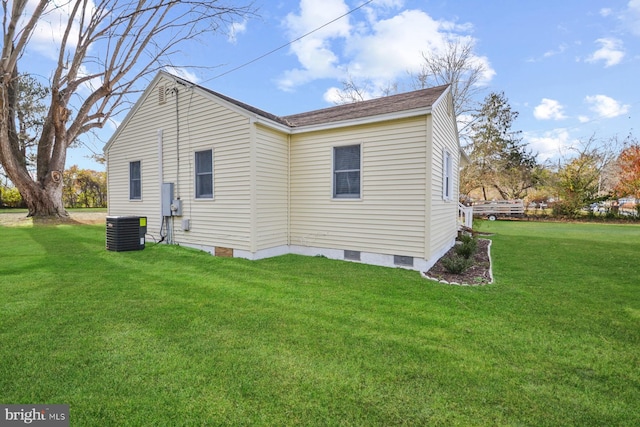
[24, 0, 639, 170]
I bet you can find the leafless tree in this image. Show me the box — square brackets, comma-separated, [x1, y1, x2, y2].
[411, 38, 488, 116]
[332, 72, 399, 105]
[410, 38, 489, 139]
[1, 0, 254, 217]
[333, 74, 371, 104]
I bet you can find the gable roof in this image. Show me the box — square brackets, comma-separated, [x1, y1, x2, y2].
[184, 71, 448, 130]
[197, 85, 290, 127]
[199, 81, 449, 129]
[105, 71, 452, 151]
[282, 85, 448, 128]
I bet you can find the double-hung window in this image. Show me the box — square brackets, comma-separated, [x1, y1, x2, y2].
[195, 149, 213, 199]
[333, 144, 361, 199]
[129, 161, 141, 200]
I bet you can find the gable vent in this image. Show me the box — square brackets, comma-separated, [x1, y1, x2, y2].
[158, 85, 166, 105]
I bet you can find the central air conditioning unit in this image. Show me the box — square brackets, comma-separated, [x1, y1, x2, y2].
[106, 216, 147, 252]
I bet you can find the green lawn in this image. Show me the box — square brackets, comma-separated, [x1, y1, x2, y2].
[0, 221, 638, 426]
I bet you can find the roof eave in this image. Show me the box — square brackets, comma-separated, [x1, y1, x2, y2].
[287, 107, 433, 134]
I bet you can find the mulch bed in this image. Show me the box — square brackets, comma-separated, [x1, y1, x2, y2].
[423, 238, 492, 286]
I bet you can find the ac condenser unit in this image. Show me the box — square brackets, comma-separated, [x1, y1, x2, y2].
[106, 216, 147, 251]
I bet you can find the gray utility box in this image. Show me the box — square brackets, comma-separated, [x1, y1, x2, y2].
[106, 216, 147, 251]
[162, 182, 182, 216]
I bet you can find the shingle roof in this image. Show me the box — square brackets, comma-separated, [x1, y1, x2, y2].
[282, 85, 449, 128]
[199, 86, 290, 126]
[198, 80, 449, 129]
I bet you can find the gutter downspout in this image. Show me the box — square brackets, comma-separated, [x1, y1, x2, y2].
[249, 117, 258, 254]
[287, 133, 291, 247]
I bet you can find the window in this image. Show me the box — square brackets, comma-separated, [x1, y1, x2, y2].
[195, 149, 213, 199]
[333, 144, 361, 199]
[443, 149, 453, 201]
[129, 161, 141, 200]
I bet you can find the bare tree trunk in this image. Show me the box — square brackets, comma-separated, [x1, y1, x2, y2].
[1, 156, 68, 217]
[21, 180, 67, 217]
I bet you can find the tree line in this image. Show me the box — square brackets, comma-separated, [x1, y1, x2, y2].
[1, 2, 637, 219]
[461, 91, 640, 218]
[1, 166, 106, 209]
[330, 41, 639, 219]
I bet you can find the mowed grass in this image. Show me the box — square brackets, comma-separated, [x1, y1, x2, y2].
[0, 221, 638, 426]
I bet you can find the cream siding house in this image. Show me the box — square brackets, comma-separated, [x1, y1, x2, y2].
[105, 71, 464, 271]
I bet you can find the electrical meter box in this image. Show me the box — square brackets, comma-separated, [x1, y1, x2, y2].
[162, 183, 174, 217]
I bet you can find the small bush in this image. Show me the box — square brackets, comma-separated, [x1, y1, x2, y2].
[441, 255, 473, 274]
[0, 187, 24, 208]
[455, 234, 478, 259]
[552, 200, 580, 218]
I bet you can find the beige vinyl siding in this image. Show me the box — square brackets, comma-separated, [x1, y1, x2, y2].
[106, 81, 169, 234]
[290, 116, 428, 258]
[429, 91, 460, 256]
[254, 125, 289, 251]
[168, 89, 252, 251]
[107, 76, 253, 251]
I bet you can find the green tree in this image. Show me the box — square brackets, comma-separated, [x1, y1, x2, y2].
[613, 140, 640, 199]
[1, 0, 254, 218]
[63, 166, 107, 208]
[551, 136, 617, 217]
[463, 92, 538, 200]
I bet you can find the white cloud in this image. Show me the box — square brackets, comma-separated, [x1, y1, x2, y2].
[228, 20, 247, 44]
[163, 66, 200, 83]
[622, 0, 640, 36]
[543, 43, 568, 58]
[323, 87, 343, 104]
[346, 10, 446, 81]
[524, 129, 575, 162]
[586, 38, 625, 67]
[322, 85, 375, 104]
[22, 1, 97, 60]
[534, 98, 567, 120]
[600, 8, 613, 17]
[278, 0, 351, 90]
[584, 94, 630, 118]
[578, 115, 590, 123]
[278, 2, 494, 93]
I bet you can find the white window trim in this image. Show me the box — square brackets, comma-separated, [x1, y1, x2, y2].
[332, 143, 362, 200]
[442, 149, 453, 201]
[194, 149, 214, 200]
[129, 160, 142, 201]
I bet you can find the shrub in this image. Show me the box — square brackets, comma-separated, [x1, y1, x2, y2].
[552, 200, 582, 218]
[0, 186, 24, 208]
[441, 255, 473, 274]
[455, 234, 478, 259]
